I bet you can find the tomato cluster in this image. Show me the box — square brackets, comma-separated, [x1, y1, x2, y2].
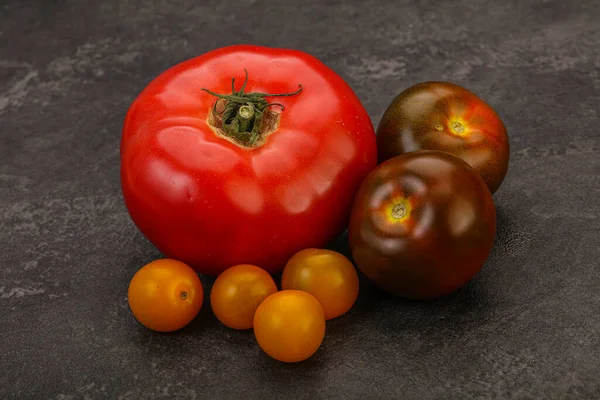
[349, 81, 506, 298]
[129, 250, 358, 362]
[123, 45, 508, 362]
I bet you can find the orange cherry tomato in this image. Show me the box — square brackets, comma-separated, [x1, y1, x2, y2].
[281, 248, 359, 320]
[210, 264, 278, 330]
[128, 259, 203, 332]
[254, 290, 326, 363]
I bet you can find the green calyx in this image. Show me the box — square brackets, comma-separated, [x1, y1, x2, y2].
[202, 69, 303, 146]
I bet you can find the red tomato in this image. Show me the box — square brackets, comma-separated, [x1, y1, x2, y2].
[121, 45, 377, 275]
[349, 151, 496, 299]
[377, 82, 509, 194]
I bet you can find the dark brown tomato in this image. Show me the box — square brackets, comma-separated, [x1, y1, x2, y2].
[377, 81, 509, 194]
[348, 151, 496, 299]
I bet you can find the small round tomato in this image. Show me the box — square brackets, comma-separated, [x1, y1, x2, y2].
[282, 248, 358, 320]
[349, 151, 496, 299]
[376, 81, 509, 194]
[254, 290, 325, 363]
[128, 259, 204, 332]
[210, 264, 277, 330]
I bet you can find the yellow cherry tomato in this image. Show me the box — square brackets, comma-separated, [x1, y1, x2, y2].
[253, 290, 326, 363]
[128, 259, 203, 332]
[282, 248, 359, 320]
[210, 264, 278, 330]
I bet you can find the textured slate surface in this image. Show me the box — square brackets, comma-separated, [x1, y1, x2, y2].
[1, 0, 599, 398]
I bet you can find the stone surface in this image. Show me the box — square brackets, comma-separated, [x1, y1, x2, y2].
[1, 0, 599, 398]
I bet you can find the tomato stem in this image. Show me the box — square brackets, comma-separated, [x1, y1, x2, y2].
[202, 70, 303, 146]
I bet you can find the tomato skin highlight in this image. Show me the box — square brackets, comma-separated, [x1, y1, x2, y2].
[376, 81, 509, 194]
[349, 151, 496, 299]
[253, 290, 326, 363]
[210, 264, 277, 330]
[127, 259, 204, 332]
[120, 45, 377, 275]
[282, 248, 359, 320]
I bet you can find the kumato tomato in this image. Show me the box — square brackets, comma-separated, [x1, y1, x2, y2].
[349, 151, 496, 299]
[376, 81, 509, 194]
[282, 249, 358, 320]
[254, 290, 325, 363]
[128, 259, 204, 332]
[210, 264, 277, 330]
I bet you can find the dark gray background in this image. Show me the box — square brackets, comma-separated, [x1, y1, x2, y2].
[1, 0, 599, 398]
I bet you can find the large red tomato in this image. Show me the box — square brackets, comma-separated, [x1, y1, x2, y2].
[121, 45, 377, 274]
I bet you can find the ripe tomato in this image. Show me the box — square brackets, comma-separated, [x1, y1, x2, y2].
[121, 45, 377, 275]
[376, 82, 509, 194]
[254, 290, 326, 363]
[127, 259, 204, 332]
[281, 248, 358, 320]
[349, 151, 496, 299]
[210, 264, 277, 330]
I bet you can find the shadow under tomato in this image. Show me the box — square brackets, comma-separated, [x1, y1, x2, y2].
[341, 249, 500, 339]
[326, 229, 352, 259]
[493, 203, 535, 256]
